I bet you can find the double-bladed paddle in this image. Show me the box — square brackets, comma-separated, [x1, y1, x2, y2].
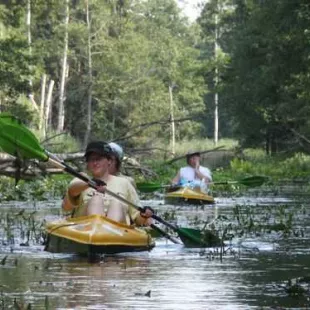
[137, 176, 268, 193]
[0, 114, 210, 247]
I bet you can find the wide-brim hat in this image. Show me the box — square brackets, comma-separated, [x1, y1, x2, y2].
[84, 141, 112, 158]
[186, 150, 201, 158]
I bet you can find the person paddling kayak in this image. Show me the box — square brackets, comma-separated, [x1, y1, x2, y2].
[62, 141, 153, 226]
[108, 142, 136, 187]
[171, 150, 212, 192]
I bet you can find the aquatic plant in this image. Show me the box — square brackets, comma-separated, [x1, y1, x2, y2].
[0, 210, 47, 247]
[198, 203, 306, 251]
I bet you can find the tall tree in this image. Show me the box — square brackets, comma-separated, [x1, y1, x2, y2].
[198, 0, 233, 142]
[218, 0, 310, 153]
[57, 0, 69, 133]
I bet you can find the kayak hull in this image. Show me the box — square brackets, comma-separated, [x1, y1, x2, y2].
[165, 187, 215, 205]
[45, 215, 155, 255]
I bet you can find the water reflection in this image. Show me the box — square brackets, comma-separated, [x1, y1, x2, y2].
[0, 194, 309, 309]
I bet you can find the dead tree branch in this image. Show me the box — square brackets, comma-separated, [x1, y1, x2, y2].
[113, 116, 202, 143]
[166, 146, 226, 164]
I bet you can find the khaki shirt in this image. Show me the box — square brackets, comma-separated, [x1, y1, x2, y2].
[66, 175, 142, 225]
[116, 172, 136, 188]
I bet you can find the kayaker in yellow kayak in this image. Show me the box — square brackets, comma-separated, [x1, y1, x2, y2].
[62, 141, 153, 226]
[171, 150, 212, 192]
[108, 142, 136, 188]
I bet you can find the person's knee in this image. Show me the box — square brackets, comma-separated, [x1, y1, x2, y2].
[86, 194, 105, 215]
[107, 199, 127, 222]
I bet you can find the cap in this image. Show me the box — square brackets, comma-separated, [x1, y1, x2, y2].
[84, 141, 112, 158]
[186, 150, 201, 158]
[108, 142, 124, 161]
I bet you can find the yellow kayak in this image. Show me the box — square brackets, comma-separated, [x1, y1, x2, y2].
[45, 215, 155, 255]
[165, 187, 215, 205]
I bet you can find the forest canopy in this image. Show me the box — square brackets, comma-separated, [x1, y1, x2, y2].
[1, 0, 310, 155]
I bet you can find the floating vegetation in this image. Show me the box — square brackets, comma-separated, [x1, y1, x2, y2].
[198, 246, 240, 262]
[0, 209, 46, 247]
[273, 276, 310, 298]
[0, 256, 7, 266]
[0, 292, 33, 310]
[161, 209, 177, 222]
[230, 203, 305, 239]
[134, 290, 151, 297]
[195, 204, 307, 251]
[13, 298, 32, 310]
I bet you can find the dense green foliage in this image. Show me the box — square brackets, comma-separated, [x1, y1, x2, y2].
[0, 175, 70, 202]
[1, 0, 310, 155]
[0, 0, 206, 148]
[199, 0, 310, 153]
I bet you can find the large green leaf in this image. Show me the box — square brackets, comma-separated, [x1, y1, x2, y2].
[0, 114, 48, 161]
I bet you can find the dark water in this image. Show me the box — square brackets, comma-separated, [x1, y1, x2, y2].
[0, 193, 310, 309]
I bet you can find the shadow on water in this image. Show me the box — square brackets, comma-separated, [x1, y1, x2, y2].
[0, 189, 310, 309]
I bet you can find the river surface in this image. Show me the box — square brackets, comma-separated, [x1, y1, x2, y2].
[0, 191, 310, 309]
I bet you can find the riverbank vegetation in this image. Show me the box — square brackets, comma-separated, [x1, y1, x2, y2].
[2, 141, 310, 202]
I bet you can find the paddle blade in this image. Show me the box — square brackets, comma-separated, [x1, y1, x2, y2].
[177, 227, 205, 247]
[136, 182, 163, 193]
[213, 176, 268, 187]
[0, 114, 48, 161]
[177, 227, 223, 248]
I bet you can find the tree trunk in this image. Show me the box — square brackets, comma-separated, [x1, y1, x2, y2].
[169, 84, 175, 156]
[44, 79, 55, 138]
[26, 0, 40, 112]
[26, 0, 32, 89]
[57, 0, 69, 132]
[83, 0, 93, 147]
[270, 133, 278, 155]
[266, 131, 270, 155]
[111, 98, 117, 140]
[39, 74, 47, 133]
[214, 11, 219, 146]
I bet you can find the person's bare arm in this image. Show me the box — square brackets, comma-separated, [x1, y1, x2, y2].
[195, 168, 212, 182]
[61, 178, 87, 212]
[171, 171, 181, 185]
[126, 181, 153, 226]
[68, 179, 89, 197]
[62, 177, 107, 213]
[62, 195, 75, 212]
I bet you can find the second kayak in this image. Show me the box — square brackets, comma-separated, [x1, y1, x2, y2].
[165, 187, 215, 205]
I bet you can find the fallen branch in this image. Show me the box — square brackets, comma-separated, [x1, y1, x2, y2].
[113, 116, 203, 143]
[0, 166, 64, 179]
[166, 146, 226, 164]
[123, 165, 158, 178]
[126, 147, 174, 156]
[0, 152, 156, 180]
[0, 153, 16, 164]
[290, 128, 310, 145]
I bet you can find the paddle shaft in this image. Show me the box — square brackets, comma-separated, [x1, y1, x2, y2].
[211, 181, 238, 185]
[48, 155, 182, 244]
[149, 225, 181, 244]
[137, 176, 266, 192]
